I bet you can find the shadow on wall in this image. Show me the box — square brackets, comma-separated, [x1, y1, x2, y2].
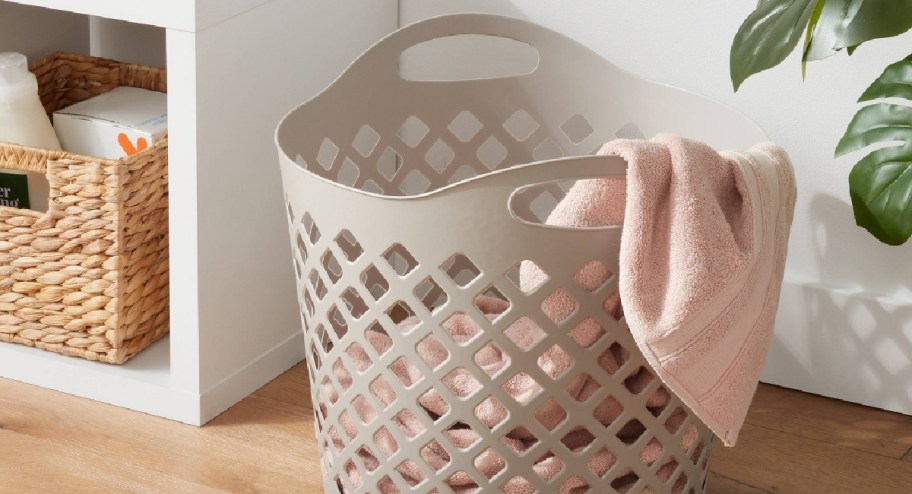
[764, 193, 912, 414]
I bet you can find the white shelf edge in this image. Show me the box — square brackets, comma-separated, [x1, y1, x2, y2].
[0, 337, 202, 424]
[4, 0, 277, 32]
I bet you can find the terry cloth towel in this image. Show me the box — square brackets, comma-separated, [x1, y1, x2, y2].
[535, 134, 796, 446]
[325, 295, 700, 494]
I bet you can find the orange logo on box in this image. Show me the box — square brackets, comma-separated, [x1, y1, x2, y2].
[118, 133, 148, 157]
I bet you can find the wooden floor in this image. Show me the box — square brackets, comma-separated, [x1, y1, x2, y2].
[1, 363, 910, 493]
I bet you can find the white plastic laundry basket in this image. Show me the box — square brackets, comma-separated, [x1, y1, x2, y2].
[276, 14, 767, 494]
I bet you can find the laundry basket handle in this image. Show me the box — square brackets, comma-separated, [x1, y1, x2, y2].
[347, 13, 583, 82]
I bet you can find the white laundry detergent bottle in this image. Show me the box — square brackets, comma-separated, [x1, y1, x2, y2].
[0, 52, 58, 211]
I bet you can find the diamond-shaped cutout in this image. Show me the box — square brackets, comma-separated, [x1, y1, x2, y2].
[425, 138, 455, 173]
[393, 409, 426, 439]
[343, 458, 362, 488]
[566, 372, 601, 403]
[356, 445, 381, 472]
[594, 395, 624, 428]
[443, 367, 482, 399]
[420, 439, 451, 472]
[332, 358, 353, 392]
[541, 288, 577, 326]
[561, 114, 595, 144]
[504, 109, 540, 142]
[389, 356, 423, 388]
[477, 136, 508, 170]
[533, 137, 563, 161]
[416, 333, 449, 369]
[615, 121, 645, 139]
[328, 426, 344, 452]
[398, 115, 429, 148]
[474, 395, 509, 430]
[537, 344, 574, 380]
[341, 287, 368, 319]
[611, 472, 640, 492]
[365, 321, 391, 356]
[505, 260, 548, 294]
[474, 447, 506, 480]
[561, 426, 595, 453]
[377, 475, 398, 493]
[533, 399, 566, 431]
[374, 426, 399, 456]
[640, 437, 664, 467]
[321, 250, 343, 285]
[321, 376, 339, 405]
[317, 138, 339, 170]
[314, 323, 331, 353]
[400, 169, 431, 195]
[353, 125, 380, 157]
[658, 457, 680, 484]
[691, 440, 706, 465]
[444, 421, 481, 451]
[352, 394, 376, 424]
[665, 407, 687, 435]
[649, 386, 671, 417]
[588, 447, 617, 477]
[445, 471, 478, 491]
[383, 243, 419, 277]
[295, 232, 309, 264]
[441, 253, 482, 287]
[385, 300, 416, 327]
[442, 312, 482, 345]
[574, 260, 612, 292]
[500, 476, 534, 494]
[414, 276, 448, 314]
[338, 157, 360, 186]
[567, 318, 606, 349]
[419, 388, 449, 421]
[361, 264, 390, 301]
[533, 451, 564, 480]
[308, 269, 328, 300]
[362, 178, 384, 195]
[529, 189, 558, 223]
[504, 317, 545, 350]
[302, 288, 315, 318]
[599, 341, 630, 375]
[369, 375, 397, 409]
[378, 146, 402, 181]
[396, 459, 424, 487]
[334, 229, 363, 262]
[617, 419, 646, 444]
[448, 164, 479, 185]
[624, 366, 655, 395]
[327, 305, 348, 340]
[501, 426, 538, 455]
[301, 212, 321, 244]
[560, 476, 589, 493]
[477, 285, 510, 321]
[338, 409, 357, 438]
[475, 341, 509, 378]
[449, 110, 483, 142]
[504, 372, 543, 405]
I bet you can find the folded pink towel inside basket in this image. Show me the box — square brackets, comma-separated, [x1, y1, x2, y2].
[535, 134, 796, 446]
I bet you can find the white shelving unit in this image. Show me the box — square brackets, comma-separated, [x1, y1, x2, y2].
[0, 0, 398, 425]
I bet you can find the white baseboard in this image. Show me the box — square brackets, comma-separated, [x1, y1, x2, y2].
[199, 331, 307, 424]
[763, 277, 912, 416]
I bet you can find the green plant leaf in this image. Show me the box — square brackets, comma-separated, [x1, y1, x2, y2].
[806, 0, 912, 62]
[837, 56, 912, 244]
[802, 0, 826, 79]
[731, 0, 817, 91]
[847, 146, 912, 245]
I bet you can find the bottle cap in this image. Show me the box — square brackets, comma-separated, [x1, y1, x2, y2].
[0, 53, 39, 100]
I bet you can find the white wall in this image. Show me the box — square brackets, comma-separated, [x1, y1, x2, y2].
[401, 1, 912, 414]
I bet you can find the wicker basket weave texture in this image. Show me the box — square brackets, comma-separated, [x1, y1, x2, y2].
[0, 52, 169, 364]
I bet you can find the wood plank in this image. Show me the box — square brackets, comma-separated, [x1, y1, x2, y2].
[711, 423, 912, 494]
[706, 472, 773, 494]
[746, 384, 912, 459]
[0, 429, 224, 494]
[0, 376, 317, 493]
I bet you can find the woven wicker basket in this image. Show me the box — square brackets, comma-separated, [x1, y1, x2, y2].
[0, 52, 168, 364]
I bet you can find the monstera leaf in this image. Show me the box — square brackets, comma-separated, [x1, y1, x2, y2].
[731, 0, 817, 90]
[837, 55, 912, 245]
[805, 0, 912, 62]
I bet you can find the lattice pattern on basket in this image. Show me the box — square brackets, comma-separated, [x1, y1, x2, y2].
[293, 107, 644, 213]
[288, 208, 711, 494]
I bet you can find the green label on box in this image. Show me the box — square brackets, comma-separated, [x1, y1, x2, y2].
[0, 172, 30, 209]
